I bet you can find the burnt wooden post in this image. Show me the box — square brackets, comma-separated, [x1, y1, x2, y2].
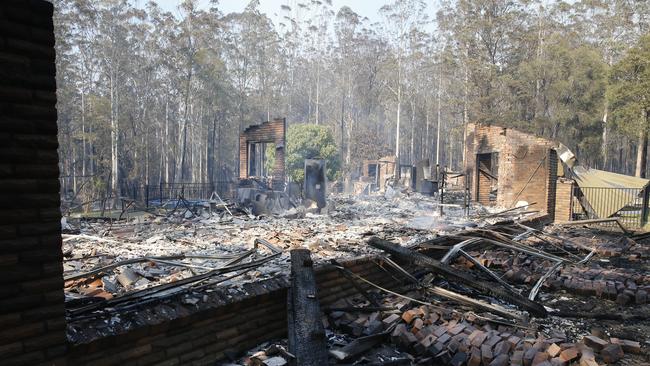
[465, 185, 470, 216]
[145, 184, 149, 208]
[288, 249, 328, 365]
[439, 166, 446, 216]
[641, 186, 650, 228]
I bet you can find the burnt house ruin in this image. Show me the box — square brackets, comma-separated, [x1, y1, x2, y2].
[2, 2, 650, 365]
[464, 123, 559, 218]
[239, 118, 286, 191]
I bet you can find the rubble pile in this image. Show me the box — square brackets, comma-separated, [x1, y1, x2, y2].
[234, 290, 644, 366]
[229, 219, 650, 365]
[62, 192, 494, 301]
[62, 192, 498, 341]
[470, 250, 650, 305]
[545, 231, 650, 261]
[61, 190, 649, 365]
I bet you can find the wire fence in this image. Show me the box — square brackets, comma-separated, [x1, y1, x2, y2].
[571, 186, 648, 229]
[125, 182, 237, 207]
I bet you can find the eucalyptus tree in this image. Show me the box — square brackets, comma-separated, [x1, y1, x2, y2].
[379, 0, 428, 168]
[609, 35, 650, 177]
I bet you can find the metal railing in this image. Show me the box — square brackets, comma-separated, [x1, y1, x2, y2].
[124, 182, 236, 207]
[571, 186, 649, 229]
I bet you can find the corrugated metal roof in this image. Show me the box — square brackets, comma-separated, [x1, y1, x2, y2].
[572, 166, 649, 218]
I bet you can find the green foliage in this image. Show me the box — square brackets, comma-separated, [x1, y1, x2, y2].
[284, 124, 340, 183]
[53, 0, 650, 198]
[609, 34, 650, 137]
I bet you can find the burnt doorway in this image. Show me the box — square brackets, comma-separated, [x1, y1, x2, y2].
[476, 153, 499, 205]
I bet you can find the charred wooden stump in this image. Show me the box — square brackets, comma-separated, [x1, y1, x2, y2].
[287, 249, 328, 365]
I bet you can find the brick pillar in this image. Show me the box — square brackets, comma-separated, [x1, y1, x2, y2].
[545, 149, 558, 220]
[0, 1, 67, 365]
[239, 134, 248, 179]
[271, 118, 286, 191]
[554, 178, 574, 222]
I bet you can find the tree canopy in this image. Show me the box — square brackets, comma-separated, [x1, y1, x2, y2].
[609, 34, 650, 136]
[285, 124, 341, 183]
[52, 0, 650, 201]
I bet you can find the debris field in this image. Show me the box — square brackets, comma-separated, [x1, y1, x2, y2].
[60, 190, 650, 365]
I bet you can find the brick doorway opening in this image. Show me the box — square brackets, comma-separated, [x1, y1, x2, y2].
[476, 152, 499, 205]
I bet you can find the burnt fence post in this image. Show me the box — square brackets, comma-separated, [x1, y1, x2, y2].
[641, 186, 650, 228]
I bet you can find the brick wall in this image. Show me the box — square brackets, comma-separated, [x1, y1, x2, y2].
[239, 118, 286, 190]
[464, 124, 558, 217]
[0, 1, 67, 365]
[554, 178, 574, 222]
[66, 256, 410, 365]
[546, 150, 558, 220]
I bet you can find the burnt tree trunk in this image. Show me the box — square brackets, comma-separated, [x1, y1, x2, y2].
[287, 249, 328, 366]
[635, 126, 648, 178]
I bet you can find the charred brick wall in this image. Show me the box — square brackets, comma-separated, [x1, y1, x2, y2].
[239, 118, 286, 190]
[464, 124, 558, 218]
[0, 1, 67, 365]
[476, 154, 493, 205]
[67, 256, 408, 365]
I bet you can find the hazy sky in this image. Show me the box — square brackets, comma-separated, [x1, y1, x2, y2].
[145, 0, 437, 26]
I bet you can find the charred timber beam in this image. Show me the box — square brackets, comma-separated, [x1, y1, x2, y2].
[368, 237, 548, 317]
[426, 286, 525, 321]
[381, 256, 525, 321]
[288, 249, 328, 366]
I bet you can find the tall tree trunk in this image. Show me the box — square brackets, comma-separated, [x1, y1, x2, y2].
[395, 57, 402, 175]
[602, 103, 608, 170]
[409, 100, 415, 164]
[461, 45, 469, 164]
[315, 60, 320, 124]
[534, 14, 545, 122]
[635, 116, 648, 178]
[110, 70, 120, 199]
[340, 94, 345, 171]
[81, 91, 86, 182]
[164, 99, 169, 184]
[436, 69, 442, 166]
[178, 15, 193, 183]
[424, 104, 430, 162]
[209, 114, 217, 183]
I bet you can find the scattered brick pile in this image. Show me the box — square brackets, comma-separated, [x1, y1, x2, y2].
[553, 267, 649, 305]
[462, 251, 650, 305]
[541, 232, 650, 261]
[570, 236, 650, 261]
[328, 296, 641, 365]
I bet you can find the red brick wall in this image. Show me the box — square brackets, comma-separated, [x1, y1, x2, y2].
[0, 1, 67, 365]
[66, 256, 410, 365]
[554, 178, 574, 222]
[464, 124, 558, 216]
[239, 118, 286, 190]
